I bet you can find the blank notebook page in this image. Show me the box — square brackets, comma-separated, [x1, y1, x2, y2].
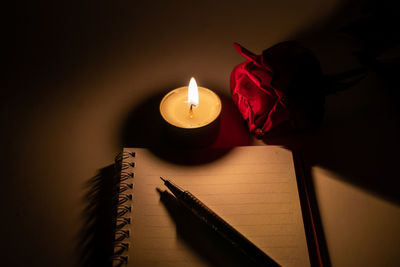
[124, 146, 310, 266]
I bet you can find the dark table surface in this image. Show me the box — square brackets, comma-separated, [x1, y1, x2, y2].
[2, 0, 400, 266]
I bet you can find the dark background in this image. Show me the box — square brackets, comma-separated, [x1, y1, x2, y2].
[2, 0, 400, 266]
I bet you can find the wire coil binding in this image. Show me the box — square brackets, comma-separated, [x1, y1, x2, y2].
[112, 151, 135, 266]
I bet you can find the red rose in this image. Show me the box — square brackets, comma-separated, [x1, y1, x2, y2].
[230, 42, 325, 137]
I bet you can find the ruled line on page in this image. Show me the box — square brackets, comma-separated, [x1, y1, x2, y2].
[145, 181, 291, 185]
[144, 172, 292, 177]
[143, 212, 293, 217]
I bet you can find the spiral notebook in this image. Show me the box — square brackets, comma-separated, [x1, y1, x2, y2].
[113, 146, 320, 266]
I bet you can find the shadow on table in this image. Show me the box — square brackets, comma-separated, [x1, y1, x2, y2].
[119, 88, 252, 165]
[77, 164, 120, 267]
[264, 0, 400, 205]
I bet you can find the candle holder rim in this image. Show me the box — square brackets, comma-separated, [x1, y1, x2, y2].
[159, 86, 222, 129]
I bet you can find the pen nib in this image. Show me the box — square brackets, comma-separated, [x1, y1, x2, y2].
[160, 177, 166, 182]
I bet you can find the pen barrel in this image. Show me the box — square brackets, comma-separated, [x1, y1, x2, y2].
[179, 191, 279, 267]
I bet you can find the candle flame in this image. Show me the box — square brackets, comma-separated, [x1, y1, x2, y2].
[187, 77, 199, 107]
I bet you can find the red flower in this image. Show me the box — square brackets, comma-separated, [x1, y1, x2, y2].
[230, 42, 325, 137]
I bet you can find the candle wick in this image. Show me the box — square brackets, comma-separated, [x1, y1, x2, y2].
[189, 104, 195, 118]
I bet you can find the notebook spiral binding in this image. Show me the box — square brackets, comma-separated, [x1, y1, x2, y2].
[112, 151, 135, 267]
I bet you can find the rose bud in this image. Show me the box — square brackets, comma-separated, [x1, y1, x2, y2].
[230, 42, 325, 137]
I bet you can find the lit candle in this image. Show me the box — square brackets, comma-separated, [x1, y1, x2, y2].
[160, 77, 221, 129]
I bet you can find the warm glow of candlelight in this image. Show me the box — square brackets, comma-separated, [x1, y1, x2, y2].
[160, 78, 221, 129]
[187, 77, 199, 108]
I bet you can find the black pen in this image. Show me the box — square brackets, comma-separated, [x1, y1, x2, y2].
[160, 177, 280, 266]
